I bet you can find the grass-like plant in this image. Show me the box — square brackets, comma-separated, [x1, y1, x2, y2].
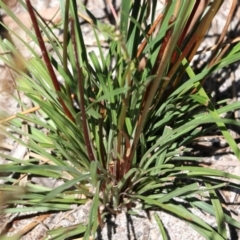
[1, 0, 240, 239]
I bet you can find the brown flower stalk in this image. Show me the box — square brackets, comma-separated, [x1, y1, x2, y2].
[25, 0, 75, 123]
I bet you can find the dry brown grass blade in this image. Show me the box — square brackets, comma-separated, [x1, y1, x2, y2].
[127, 1, 182, 165]
[208, 0, 237, 66]
[186, 0, 224, 62]
[11, 214, 50, 239]
[166, 0, 222, 80]
[194, 0, 237, 91]
[137, 12, 163, 59]
[164, 0, 225, 96]
[106, 0, 118, 23]
[196, 36, 240, 54]
[0, 106, 40, 124]
[186, 0, 210, 37]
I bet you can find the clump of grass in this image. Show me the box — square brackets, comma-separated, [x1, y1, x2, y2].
[1, 0, 240, 239]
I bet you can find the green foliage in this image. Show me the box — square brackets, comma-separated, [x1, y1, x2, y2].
[0, 0, 240, 239]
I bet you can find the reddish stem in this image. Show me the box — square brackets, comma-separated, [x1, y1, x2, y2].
[140, 18, 174, 110]
[25, 0, 75, 122]
[70, 19, 95, 162]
